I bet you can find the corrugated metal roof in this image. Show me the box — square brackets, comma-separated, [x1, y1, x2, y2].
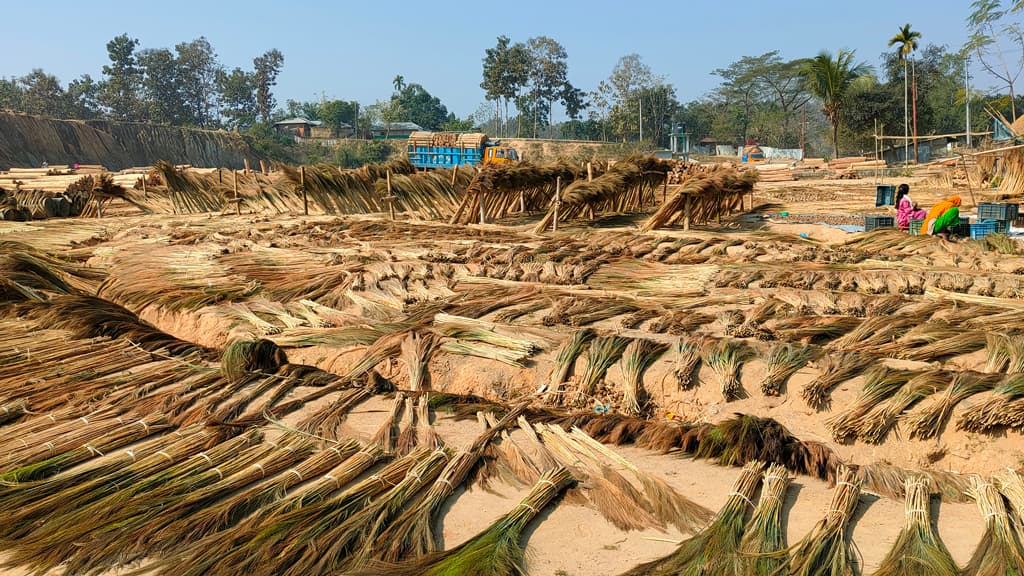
[273, 118, 324, 127]
[371, 122, 422, 131]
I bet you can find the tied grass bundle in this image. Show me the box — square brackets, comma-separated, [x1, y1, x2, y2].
[400, 332, 433, 392]
[372, 393, 406, 453]
[357, 467, 573, 576]
[872, 476, 958, 576]
[782, 466, 861, 576]
[568, 427, 712, 533]
[965, 476, 1024, 576]
[958, 372, 1024, 433]
[417, 394, 442, 450]
[703, 338, 754, 401]
[373, 405, 528, 563]
[738, 464, 791, 576]
[672, 337, 704, 390]
[907, 372, 998, 440]
[621, 461, 765, 576]
[547, 328, 595, 399]
[855, 461, 972, 504]
[221, 338, 287, 383]
[855, 370, 950, 444]
[761, 343, 816, 397]
[825, 367, 916, 442]
[801, 351, 872, 411]
[574, 335, 632, 407]
[620, 339, 670, 416]
[396, 397, 418, 457]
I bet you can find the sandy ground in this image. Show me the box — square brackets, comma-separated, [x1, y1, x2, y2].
[0, 174, 1012, 575]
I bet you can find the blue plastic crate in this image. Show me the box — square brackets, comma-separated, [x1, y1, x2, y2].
[983, 219, 1010, 233]
[970, 221, 997, 239]
[909, 218, 924, 235]
[875, 185, 896, 207]
[865, 215, 894, 231]
[978, 203, 1019, 221]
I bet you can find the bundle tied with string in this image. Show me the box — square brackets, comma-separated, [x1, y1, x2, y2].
[221, 338, 288, 383]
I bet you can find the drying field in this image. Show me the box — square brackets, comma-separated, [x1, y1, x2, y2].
[2, 165, 1024, 576]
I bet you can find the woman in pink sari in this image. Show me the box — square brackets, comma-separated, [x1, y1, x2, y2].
[895, 183, 926, 230]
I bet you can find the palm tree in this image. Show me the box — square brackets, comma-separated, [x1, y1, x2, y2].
[392, 75, 406, 93]
[802, 50, 872, 158]
[889, 24, 921, 164]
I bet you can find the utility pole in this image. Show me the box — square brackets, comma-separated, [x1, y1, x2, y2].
[638, 93, 643, 143]
[965, 55, 972, 149]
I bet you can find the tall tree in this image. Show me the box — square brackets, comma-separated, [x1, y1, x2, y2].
[175, 37, 221, 127]
[217, 68, 257, 129]
[19, 70, 68, 117]
[99, 34, 141, 120]
[966, 0, 1024, 120]
[393, 83, 447, 130]
[889, 23, 921, 162]
[138, 48, 183, 124]
[524, 36, 575, 136]
[393, 75, 405, 93]
[66, 74, 100, 119]
[0, 77, 22, 112]
[480, 36, 529, 136]
[253, 49, 284, 124]
[604, 54, 654, 141]
[802, 49, 872, 158]
[320, 99, 359, 135]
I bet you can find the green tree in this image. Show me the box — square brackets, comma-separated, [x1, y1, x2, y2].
[967, 0, 1024, 120]
[175, 37, 221, 127]
[321, 99, 359, 136]
[802, 50, 872, 158]
[889, 23, 922, 162]
[524, 36, 576, 136]
[217, 68, 256, 129]
[0, 77, 22, 112]
[253, 49, 284, 124]
[393, 83, 446, 130]
[393, 75, 405, 92]
[66, 74, 100, 119]
[138, 48, 183, 124]
[480, 36, 530, 136]
[19, 69, 68, 117]
[99, 34, 141, 120]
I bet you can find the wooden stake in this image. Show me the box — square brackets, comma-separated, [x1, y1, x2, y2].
[259, 160, 268, 175]
[586, 162, 595, 219]
[95, 197, 102, 219]
[519, 190, 525, 213]
[553, 176, 561, 231]
[451, 166, 458, 186]
[301, 166, 308, 216]
[683, 193, 690, 231]
[386, 169, 395, 221]
[141, 174, 147, 199]
[244, 158, 250, 174]
[233, 170, 241, 215]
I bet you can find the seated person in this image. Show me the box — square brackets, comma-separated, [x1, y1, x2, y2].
[895, 183, 926, 230]
[921, 195, 962, 237]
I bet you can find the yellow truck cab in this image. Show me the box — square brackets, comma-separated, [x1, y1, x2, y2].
[483, 146, 519, 165]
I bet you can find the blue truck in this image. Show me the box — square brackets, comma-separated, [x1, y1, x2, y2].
[406, 131, 519, 169]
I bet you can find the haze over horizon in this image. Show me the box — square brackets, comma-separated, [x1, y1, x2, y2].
[1, 0, 1009, 120]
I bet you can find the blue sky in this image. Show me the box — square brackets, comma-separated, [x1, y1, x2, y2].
[0, 0, 1005, 118]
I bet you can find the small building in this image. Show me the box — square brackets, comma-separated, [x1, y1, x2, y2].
[272, 118, 323, 138]
[371, 122, 423, 140]
[310, 123, 354, 139]
[697, 137, 718, 155]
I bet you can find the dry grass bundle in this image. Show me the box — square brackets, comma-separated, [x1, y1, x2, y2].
[356, 467, 573, 576]
[640, 165, 759, 232]
[825, 367, 917, 442]
[220, 338, 287, 383]
[400, 332, 434, 392]
[620, 461, 764, 576]
[620, 338, 670, 416]
[801, 351, 872, 410]
[855, 461, 971, 503]
[782, 466, 861, 576]
[545, 328, 596, 402]
[396, 397, 419, 456]
[985, 333, 1013, 373]
[999, 470, 1024, 545]
[907, 372, 999, 439]
[856, 370, 950, 444]
[568, 427, 713, 533]
[372, 393, 406, 453]
[958, 373, 1024, 433]
[417, 394, 442, 450]
[372, 405, 528, 563]
[828, 315, 916, 352]
[761, 343, 816, 396]
[574, 335, 632, 407]
[703, 338, 755, 401]
[739, 464, 791, 576]
[964, 476, 1024, 576]
[900, 330, 988, 362]
[671, 337, 705, 390]
[872, 476, 958, 576]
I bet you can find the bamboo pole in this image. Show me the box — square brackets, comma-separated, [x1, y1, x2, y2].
[301, 166, 308, 216]
[233, 170, 240, 215]
[141, 173, 147, 199]
[260, 160, 268, 175]
[243, 158, 250, 174]
[386, 169, 395, 221]
[553, 176, 561, 231]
